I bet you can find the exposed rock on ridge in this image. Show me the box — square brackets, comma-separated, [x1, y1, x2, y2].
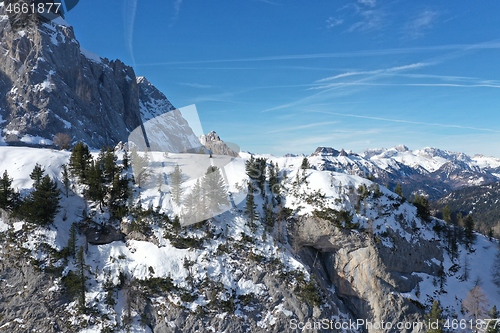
[199, 130, 239, 157]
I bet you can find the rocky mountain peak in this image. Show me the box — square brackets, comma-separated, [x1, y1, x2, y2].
[0, 3, 199, 151]
[199, 131, 239, 157]
[312, 146, 340, 156]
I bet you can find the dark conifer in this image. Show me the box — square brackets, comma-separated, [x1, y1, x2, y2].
[69, 142, 92, 181]
[22, 174, 60, 225]
[0, 170, 18, 210]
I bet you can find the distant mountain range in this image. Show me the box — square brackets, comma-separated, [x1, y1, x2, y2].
[310, 145, 500, 201]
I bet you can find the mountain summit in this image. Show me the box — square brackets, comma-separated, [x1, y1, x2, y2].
[0, 2, 198, 150]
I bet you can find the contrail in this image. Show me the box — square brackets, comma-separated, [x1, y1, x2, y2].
[135, 40, 500, 67]
[123, 0, 138, 67]
[309, 110, 500, 133]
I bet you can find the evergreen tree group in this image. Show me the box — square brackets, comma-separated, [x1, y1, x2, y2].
[68, 143, 130, 218]
[183, 166, 228, 225]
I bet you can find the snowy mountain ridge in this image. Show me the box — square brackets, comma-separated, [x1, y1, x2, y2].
[308, 144, 500, 201]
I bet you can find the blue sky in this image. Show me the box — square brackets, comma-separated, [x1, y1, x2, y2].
[66, 0, 500, 157]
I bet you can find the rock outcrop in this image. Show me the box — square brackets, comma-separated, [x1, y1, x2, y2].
[199, 131, 239, 157]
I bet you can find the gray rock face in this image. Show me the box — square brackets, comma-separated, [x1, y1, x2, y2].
[0, 240, 66, 332]
[0, 4, 199, 150]
[290, 215, 442, 333]
[199, 131, 239, 157]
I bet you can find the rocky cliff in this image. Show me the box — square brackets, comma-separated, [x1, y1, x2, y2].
[0, 2, 199, 151]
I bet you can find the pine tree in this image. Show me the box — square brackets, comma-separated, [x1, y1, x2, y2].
[86, 160, 106, 208]
[486, 305, 500, 333]
[442, 204, 452, 223]
[172, 215, 181, 232]
[245, 182, 257, 224]
[30, 163, 45, 188]
[130, 147, 149, 188]
[413, 194, 430, 221]
[0, 170, 18, 210]
[67, 223, 78, 257]
[464, 214, 475, 248]
[394, 183, 404, 198]
[256, 158, 267, 196]
[183, 179, 204, 225]
[69, 142, 92, 181]
[301, 157, 310, 169]
[245, 155, 257, 178]
[424, 300, 443, 333]
[203, 166, 228, 214]
[170, 165, 184, 205]
[98, 147, 117, 183]
[122, 150, 129, 169]
[76, 246, 87, 312]
[61, 164, 70, 198]
[22, 174, 60, 225]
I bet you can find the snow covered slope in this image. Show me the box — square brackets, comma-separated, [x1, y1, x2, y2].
[0, 146, 499, 332]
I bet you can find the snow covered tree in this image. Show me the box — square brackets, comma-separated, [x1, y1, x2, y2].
[170, 164, 184, 205]
[424, 300, 443, 333]
[463, 285, 489, 321]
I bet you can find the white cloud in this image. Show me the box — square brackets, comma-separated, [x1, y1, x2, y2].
[404, 10, 438, 39]
[326, 16, 344, 29]
[170, 0, 183, 27]
[358, 0, 376, 8]
[347, 9, 385, 33]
